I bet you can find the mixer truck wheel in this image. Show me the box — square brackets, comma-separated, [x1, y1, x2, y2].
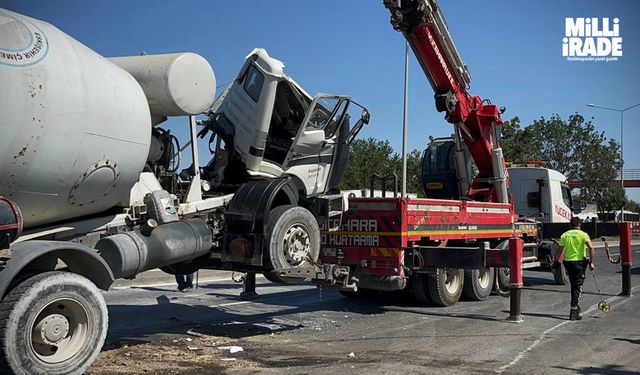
[0, 271, 108, 375]
[264, 205, 320, 285]
[428, 268, 464, 307]
[462, 267, 495, 301]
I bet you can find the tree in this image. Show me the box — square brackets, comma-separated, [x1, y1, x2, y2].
[590, 182, 626, 214]
[501, 116, 539, 164]
[340, 137, 397, 191]
[580, 138, 624, 214]
[627, 199, 640, 214]
[340, 137, 425, 196]
[389, 149, 424, 196]
[501, 113, 624, 214]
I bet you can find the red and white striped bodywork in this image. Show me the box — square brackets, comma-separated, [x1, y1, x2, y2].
[320, 197, 538, 277]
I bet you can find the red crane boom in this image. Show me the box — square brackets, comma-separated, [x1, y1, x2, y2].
[383, 0, 508, 203]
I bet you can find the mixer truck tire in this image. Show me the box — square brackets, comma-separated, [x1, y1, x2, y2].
[462, 267, 494, 301]
[428, 268, 464, 307]
[0, 271, 107, 375]
[264, 205, 320, 285]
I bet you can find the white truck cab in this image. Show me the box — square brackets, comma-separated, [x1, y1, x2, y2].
[508, 165, 575, 223]
[207, 48, 369, 198]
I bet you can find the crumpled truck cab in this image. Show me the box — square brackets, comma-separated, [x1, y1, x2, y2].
[205, 48, 369, 198]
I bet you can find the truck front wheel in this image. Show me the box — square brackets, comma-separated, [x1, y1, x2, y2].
[0, 271, 108, 375]
[264, 205, 320, 285]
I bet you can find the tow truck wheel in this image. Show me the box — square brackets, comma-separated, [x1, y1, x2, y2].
[409, 273, 433, 305]
[494, 241, 510, 291]
[495, 267, 510, 291]
[462, 267, 495, 301]
[552, 262, 570, 285]
[0, 271, 108, 375]
[428, 268, 464, 307]
[264, 205, 320, 285]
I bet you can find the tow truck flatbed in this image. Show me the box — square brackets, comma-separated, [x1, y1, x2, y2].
[319, 197, 538, 280]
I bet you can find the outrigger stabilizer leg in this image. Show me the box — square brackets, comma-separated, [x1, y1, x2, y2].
[240, 272, 258, 298]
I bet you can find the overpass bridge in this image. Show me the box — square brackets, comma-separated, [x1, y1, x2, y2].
[568, 169, 640, 188]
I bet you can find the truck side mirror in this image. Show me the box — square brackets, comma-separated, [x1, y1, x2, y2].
[361, 109, 370, 125]
[346, 109, 369, 145]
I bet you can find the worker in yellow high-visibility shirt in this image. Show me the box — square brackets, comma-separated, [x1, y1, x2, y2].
[552, 216, 595, 320]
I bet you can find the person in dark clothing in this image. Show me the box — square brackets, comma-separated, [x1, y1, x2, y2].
[174, 273, 194, 292]
[552, 217, 595, 320]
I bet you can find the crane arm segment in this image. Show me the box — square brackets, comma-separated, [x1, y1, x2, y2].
[383, 0, 508, 203]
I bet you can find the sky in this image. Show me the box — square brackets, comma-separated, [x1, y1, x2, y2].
[3, 0, 640, 200]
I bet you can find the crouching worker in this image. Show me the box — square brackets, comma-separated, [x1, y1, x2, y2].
[552, 217, 595, 320]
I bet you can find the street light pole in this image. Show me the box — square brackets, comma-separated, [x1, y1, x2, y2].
[620, 111, 624, 192]
[401, 40, 409, 198]
[587, 102, 640, 220]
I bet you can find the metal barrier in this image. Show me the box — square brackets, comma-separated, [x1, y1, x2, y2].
[507, 237, 524, 322]
[622, 168, 640, 180]
[620, 222, 633, 296]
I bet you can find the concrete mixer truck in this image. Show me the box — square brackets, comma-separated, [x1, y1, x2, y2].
[0, 8, 369, 375]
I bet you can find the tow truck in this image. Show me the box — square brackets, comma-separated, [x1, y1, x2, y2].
[279, 0, 569, 305]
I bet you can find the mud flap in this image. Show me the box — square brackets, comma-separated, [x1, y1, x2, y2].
[222, 178, 298, 266]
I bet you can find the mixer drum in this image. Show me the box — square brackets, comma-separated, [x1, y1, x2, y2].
[0, 8, 152, 228]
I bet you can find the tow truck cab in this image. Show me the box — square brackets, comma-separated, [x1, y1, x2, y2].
[419, 137, 580, 223]
[507, 166, 579, 223]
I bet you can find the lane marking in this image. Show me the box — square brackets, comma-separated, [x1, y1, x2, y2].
[217, 301, 251, 307]
[495, 285, 639, 374]
[495, 322, 570, 374]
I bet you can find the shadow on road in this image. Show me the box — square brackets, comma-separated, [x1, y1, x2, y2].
[384, 306, 504, 322]
[131, 282, 241, 293]
[554, 364, 638, 374]
[614, 337, 640, 345]
[523, 287, 617, 297]
[104, 284, 515, 350]
[104, 287, 397, 349]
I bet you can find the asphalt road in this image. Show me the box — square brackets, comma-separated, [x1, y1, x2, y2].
[92, 245, 640, 374]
